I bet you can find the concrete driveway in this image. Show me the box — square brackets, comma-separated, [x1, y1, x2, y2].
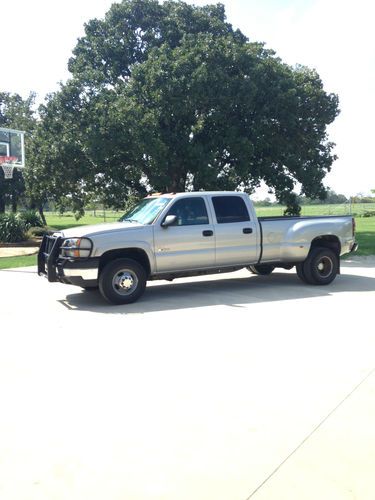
[0, 257, 374, 500]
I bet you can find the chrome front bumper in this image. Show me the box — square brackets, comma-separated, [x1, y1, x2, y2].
[57, 258, 100, 287]
[63, 266, 99, 280]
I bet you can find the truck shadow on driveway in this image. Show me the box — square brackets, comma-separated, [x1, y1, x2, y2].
[60, 271, 375, 314]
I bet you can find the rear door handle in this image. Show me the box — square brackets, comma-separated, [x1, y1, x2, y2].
[202, 230, 214, 237]
[243, 228, 253, 234]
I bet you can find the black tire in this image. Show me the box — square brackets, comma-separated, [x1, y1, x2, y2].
[247, 264, 275, 275]
[99, 258, 147, 305]
[300, 247, 339, 285]
[296, 263, 309, 283]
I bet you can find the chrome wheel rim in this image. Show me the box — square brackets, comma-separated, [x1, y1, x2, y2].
[316, 256, 333, 278]
[112, 269, 139, 295]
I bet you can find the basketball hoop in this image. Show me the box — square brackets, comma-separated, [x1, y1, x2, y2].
[0, 156, 17, 179]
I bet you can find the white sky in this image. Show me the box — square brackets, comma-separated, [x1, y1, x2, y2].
[1, 0, 374, 196]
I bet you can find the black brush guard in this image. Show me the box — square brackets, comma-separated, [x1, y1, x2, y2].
[38, 235, 63, 282]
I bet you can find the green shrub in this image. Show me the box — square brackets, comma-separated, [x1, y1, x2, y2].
[26, 226, 55, 238]
[363, 211, 375, 218]
[0, 213, 26, 243]
[17, 210, 44, 229]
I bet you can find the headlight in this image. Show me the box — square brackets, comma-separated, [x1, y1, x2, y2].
[60, 238, 92, 259]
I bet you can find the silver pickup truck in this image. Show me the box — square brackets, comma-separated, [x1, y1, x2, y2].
[38, 192, 358, 304]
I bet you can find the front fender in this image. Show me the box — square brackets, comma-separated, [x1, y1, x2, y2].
[92, 239, 156, 274]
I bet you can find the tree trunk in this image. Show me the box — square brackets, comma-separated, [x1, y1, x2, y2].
[0, 195, 5, 213]
[11, 195, 17, 213]
[38, 206, 47, 226]
[167, 171, 185, 192]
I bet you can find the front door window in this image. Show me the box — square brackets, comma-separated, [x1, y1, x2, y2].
[165, 197, 209, 226]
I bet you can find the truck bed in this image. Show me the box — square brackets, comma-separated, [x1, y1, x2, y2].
[257, 214, 354, 263]
[257, 215, 352, 221]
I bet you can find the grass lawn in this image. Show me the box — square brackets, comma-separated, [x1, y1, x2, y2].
[0, 254, 37, 270]
[354, 217, 375, 256]
[46, 212, 120, 231]
[1, 207, 373, 269]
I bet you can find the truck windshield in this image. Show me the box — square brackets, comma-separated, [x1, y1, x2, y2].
[119, 197, 171, 225]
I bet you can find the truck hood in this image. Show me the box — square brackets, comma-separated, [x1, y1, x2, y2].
[57, 221, 146, 239]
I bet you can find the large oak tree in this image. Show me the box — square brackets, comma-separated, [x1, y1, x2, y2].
[30, 0, 339, 215]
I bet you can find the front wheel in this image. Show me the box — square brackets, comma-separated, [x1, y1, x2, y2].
[99, 258, 147, 305]
[247, 264, 275, 275]
[298, 247, 339, 285]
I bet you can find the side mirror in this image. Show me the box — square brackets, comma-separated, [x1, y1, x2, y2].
[161, 215, 177, 228]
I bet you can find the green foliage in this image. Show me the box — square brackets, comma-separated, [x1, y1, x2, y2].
[282, 193, 302, 216]
[26, 226, 56, 239]
[29, 0, 339, 215]
[17, 210, 44, 229]
[363, 211, 375, 218]
[25, 226, 51, 238]
[125, 37, 338, 200]
[350, 195, 375, 203]
[300, 189, 348, 205]
[0, 92, 36, 130]
[68, 0, 245, 87]
[0, 213, 26, 243]
[256, 189, 348, 207]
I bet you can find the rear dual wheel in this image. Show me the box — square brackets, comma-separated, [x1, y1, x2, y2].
[297, 247, 339, 285]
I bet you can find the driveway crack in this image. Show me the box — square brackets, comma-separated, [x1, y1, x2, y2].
[244, 365, 375, 499]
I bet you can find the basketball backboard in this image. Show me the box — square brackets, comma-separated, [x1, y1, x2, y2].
[0, 127, 25, 169]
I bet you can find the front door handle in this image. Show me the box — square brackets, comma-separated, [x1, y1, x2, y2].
[202, 230, 214, 237]
[243, 227, 253, 234]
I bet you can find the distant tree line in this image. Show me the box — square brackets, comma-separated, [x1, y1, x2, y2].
[350, 194, 375, 204]
[254, 190, 375, 207]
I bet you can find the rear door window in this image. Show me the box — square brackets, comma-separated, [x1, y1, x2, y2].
[212, 196, 250, 224]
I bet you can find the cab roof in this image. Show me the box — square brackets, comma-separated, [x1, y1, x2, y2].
[146, 191, 248, 198]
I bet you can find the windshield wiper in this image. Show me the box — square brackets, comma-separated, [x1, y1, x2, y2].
[121, 218, 139, 223]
